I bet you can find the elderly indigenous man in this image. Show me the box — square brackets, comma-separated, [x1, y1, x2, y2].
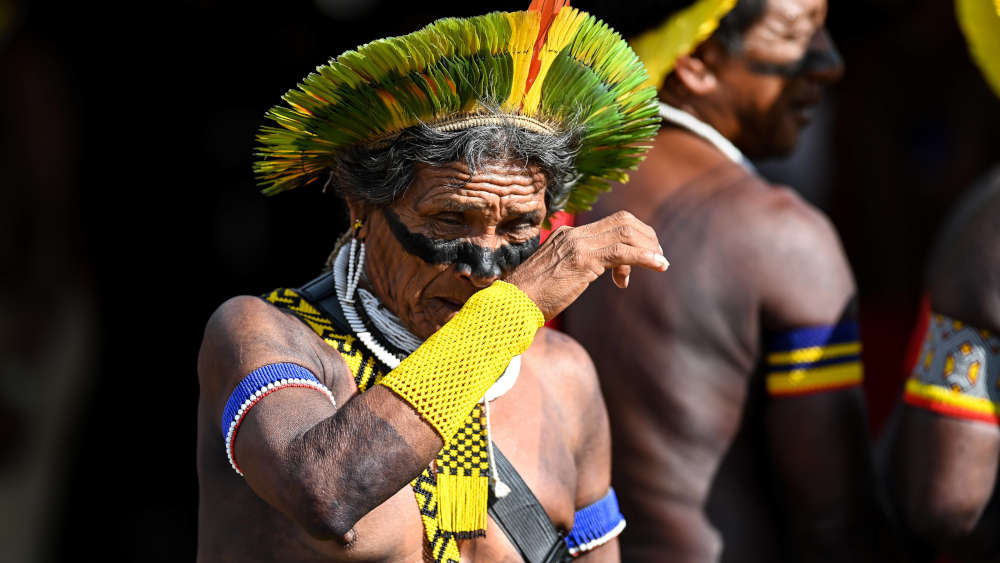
[890, 2, 1000, 561]
[566, 0, 880, 561]
[196, 2, 666, 562]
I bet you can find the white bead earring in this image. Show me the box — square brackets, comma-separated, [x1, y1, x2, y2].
[345, 219, 366, 304]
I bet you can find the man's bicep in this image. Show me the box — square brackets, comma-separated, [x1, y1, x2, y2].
[561, 340, 622, 561]
[198, 296, 337, 480]
[765, 386, 879, 561]
[234, 384, 338, 503]
[766, 387, 871, 510]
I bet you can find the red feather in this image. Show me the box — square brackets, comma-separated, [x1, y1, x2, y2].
[525, 0, 569, 94]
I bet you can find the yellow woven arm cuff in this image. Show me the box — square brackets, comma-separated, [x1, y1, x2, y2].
[378, 280, 544, 440]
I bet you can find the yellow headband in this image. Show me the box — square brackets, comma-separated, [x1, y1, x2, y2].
[629, 0, 737, 91]
[956, 0, 1000, 98]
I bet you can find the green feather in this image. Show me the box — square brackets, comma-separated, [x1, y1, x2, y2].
[254, 8, 659, 211]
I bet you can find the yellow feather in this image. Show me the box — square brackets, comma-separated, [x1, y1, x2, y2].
[504, 11, 540, 112]
[629, 0, 737, 92]
[957, 0, 1000, 98]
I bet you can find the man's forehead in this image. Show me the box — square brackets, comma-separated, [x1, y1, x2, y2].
[742, 0, 827, 59]
[756, 0, 826, 31]
[405, 161, 547, 210]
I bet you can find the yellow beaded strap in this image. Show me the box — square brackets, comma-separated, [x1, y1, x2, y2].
[265, 287, 461, 560]
[379, 280, 544, 537]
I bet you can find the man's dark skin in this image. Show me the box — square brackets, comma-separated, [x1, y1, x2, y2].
[565, 0, 882, 560]
[197, 160, 668, 561]
[890, 170, 1000, 562]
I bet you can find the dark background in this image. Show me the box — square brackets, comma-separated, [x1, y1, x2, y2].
[1, 0, 998, 560]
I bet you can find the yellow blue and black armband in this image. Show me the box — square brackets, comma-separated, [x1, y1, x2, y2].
[378, 280, 544, 441]
[764, 322, 863, 396]
[904, 312, 1000, 424]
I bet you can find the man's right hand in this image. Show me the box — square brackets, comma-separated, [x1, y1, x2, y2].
[505, 210, 668, 321]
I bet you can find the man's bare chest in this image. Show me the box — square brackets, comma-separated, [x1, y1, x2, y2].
[294, 368, 577, 561]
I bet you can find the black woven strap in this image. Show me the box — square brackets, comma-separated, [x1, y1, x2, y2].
[297, 272, 349, 331]
[489, 447, 570, 563]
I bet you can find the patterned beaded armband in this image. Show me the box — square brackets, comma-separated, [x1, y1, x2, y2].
[221, 363, 336, 476]
[904, 312, 1000, 423]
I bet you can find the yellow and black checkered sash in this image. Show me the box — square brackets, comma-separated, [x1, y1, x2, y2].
[265, 287, 490, 563]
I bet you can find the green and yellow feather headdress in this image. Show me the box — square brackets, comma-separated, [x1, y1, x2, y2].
[956, 0, 1000, 98]
[629, 0, 737, 91]
[254, 0, 660, 214]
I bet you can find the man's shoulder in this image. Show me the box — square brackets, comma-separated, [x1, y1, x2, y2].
[928, 169, 1000, 330]
[528, 327, 596, 380]
[524, 327, 600, 403]
[197, 294, 330, 397]
[736, 182, 856, 327]
[736, 180, 839, 251]
[686, 176, 845, 274]
[201, 295, 292, 350]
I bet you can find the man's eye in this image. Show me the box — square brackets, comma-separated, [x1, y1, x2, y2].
[433, 213, 464, 226]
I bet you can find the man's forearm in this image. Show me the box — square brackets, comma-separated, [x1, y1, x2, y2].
[278, 386, 442, 541]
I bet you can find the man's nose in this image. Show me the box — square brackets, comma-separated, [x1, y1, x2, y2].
[456, 264, 502, 289]
[806, 28, 845, 84]
[455, 235, 505, 288]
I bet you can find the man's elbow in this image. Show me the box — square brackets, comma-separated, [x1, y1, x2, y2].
[294, 491, 360, 545]
[282, 460, 362, 545]
[902, 493, 987, 545]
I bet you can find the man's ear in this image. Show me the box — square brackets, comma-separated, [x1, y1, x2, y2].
[345, 197, 373, 240]
[672, 50, 720, 96]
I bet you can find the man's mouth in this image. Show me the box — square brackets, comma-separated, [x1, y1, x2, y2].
[431, 297, 464, 315]
[791, 105, 815, 125]
[789, 97, 821, 125]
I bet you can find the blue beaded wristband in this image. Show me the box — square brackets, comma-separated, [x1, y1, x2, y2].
[565, 488, 626, 556]
[221, 363, 335, 476]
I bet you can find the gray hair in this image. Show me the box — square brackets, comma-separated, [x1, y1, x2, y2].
[331, 115, 582, 214]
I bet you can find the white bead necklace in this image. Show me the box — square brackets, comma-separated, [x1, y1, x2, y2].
[334, 242, 406, 369]
[657, 101, 755, 171]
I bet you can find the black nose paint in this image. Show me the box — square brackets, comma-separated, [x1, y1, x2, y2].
[381, 207, 540, 279]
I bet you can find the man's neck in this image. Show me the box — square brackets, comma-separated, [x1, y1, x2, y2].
[656, 101, 753, 171]
[659, 93, 739, 141]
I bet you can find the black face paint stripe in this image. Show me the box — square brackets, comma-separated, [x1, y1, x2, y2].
[746, 31, 843, 77]
[381, 207, 540, 279]
[746, 46, 841, 76]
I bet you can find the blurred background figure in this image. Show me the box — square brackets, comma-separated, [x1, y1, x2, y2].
[0, 0, 97, 561]
[886, 2, 1000, 561]
[2, 0, 998, 561]
[566, 0, 888, 560]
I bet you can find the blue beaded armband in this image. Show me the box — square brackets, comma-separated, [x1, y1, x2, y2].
[565, 488, 626, 556]
[221, 363, 335, 476]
